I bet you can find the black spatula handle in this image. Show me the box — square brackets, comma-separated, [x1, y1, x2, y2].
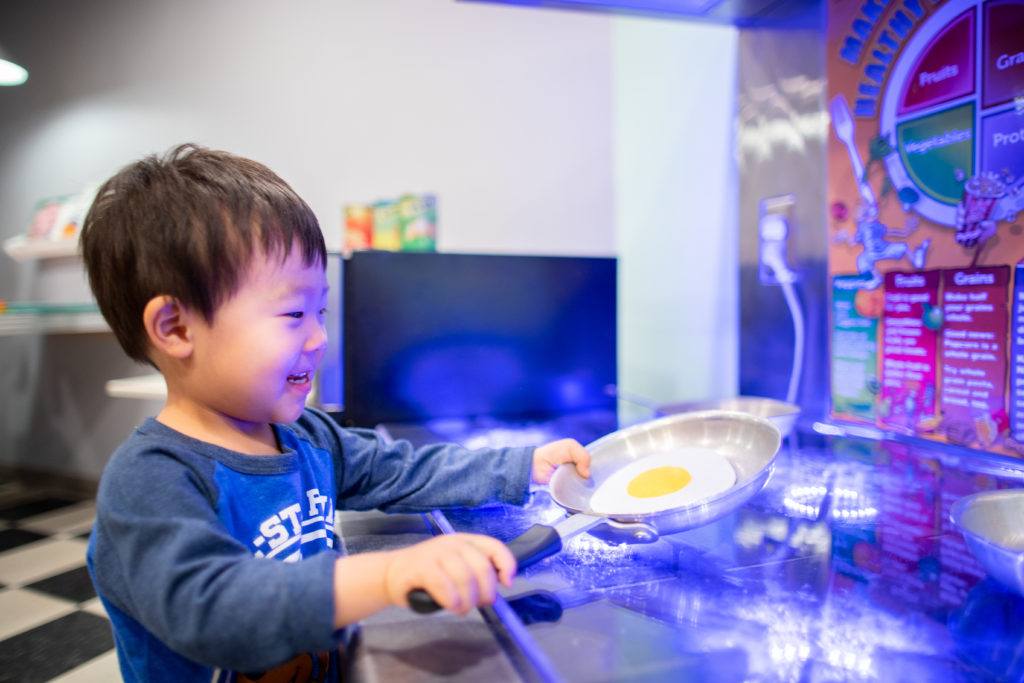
[407, 523, 562, 614]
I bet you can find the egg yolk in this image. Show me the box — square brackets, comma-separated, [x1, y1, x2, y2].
[626, 466, 692, 498]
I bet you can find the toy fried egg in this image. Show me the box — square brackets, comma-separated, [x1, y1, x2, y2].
[589, 447, 736, 515]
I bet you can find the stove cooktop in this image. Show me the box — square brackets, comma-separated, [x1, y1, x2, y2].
[439, 430, 1024, 682]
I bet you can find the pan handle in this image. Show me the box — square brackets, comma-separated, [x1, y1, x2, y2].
[507, 523, 564, 567]
[407, 523, 562, 614]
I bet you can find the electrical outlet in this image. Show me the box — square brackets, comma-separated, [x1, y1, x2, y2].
[759, 194, 798, 285]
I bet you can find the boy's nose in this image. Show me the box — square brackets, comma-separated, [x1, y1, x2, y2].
[305, 321, 328, 353]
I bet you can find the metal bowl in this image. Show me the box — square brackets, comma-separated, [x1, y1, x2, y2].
[550, 410, 782, 541]
[950, 489, 1024, 596]
[655, 396, 801, 437]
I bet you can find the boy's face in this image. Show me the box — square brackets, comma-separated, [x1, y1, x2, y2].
[186, 246, 329, 428]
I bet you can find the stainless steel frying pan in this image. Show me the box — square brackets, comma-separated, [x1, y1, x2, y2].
[655, 396, 800, 437]
[409, 410, 781, 613]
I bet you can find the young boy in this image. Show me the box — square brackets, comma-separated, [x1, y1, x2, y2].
[81, 144, 591, 682]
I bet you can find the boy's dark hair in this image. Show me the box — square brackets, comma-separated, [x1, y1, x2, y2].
[81, 143, 327, 364]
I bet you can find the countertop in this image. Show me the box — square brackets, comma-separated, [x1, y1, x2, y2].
[338, 424, 1024, 682]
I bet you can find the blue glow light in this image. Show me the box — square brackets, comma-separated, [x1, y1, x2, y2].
[782, 484, 879, 522]
[401, 340, 526, 418]
[463, 0, 826, 29]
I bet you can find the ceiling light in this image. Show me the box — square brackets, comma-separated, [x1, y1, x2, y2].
[0, 44, 28, 86]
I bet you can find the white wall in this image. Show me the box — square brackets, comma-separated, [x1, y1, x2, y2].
[0, 0, 616, 263]
[0, 0, 738, 480]
[613, 17, 739, 423]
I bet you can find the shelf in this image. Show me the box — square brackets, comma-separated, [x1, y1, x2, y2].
[105, 374, 166, 400]
[0, 310, 108, 336]
[3, 235, 80, 262]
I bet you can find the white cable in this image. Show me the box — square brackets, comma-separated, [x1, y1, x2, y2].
[761, 246, 804, 406]
[779, 279, 804, 405]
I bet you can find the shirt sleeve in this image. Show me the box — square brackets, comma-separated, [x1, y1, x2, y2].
[90, 449, 341, 673]
[297, 410, 535, 512]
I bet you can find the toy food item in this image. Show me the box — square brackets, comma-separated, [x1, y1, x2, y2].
[589, 448, 736, 515]
[372, 200, 402, 251]
[344, 204, 374, 253]
[397, 194, 437, 252]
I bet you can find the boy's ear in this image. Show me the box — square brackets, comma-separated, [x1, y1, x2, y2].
[142, 295, 194, 360]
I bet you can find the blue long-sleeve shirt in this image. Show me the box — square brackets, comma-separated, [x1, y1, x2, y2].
[87, 408, 533, 682]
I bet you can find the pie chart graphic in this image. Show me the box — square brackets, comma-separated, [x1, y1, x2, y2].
[880, 0, 1024, 227]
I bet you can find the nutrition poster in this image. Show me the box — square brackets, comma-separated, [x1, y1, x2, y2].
[827, 0, 1024, 456]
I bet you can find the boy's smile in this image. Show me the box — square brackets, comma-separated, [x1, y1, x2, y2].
[156, 245, 329, 453]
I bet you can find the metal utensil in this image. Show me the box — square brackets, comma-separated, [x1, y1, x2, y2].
[950, 489, 1024, 596]
[409, 410, 781, 613]
[830, 93, 877, 210]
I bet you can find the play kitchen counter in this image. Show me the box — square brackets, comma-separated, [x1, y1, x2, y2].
[340, 427, 1024, 682]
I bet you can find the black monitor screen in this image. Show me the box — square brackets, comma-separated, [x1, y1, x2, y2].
[342, 251, 617, 426]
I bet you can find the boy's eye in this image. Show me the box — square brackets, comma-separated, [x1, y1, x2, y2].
[286, 312, 304, 319]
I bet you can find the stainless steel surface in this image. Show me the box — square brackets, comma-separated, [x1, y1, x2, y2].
[951, 489, 1024, 596]
[549, 410, 781, 542]
[551, 512, 604, 539]
[439, 430, 1024, 682]
[655, 396, 801, 437]
[737, 28, 830, 418]
[337, 510, 529, 683]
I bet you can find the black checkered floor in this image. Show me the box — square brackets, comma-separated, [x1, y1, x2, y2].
[0, 482, 119, 682]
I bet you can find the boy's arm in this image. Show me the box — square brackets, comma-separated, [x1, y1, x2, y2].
[300, 410, 534, 512]
[340, 432, 534, 511]
[92, 453, 342, 673]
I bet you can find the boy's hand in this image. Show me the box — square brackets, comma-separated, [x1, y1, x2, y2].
[532, 438, 591, 484]
[384, 533, 516, 616]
